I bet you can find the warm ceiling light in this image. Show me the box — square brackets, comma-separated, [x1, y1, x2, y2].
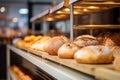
[88, 6, 100, 9]
[46, 17, 54, 21]
[74, 6, 83, 9]
[83, 8, 88, 12]
[12, 17, 18, 23]
[56, 11, 62, 14]
[0, 7, 5, 12]
[64, 8, 70, 12]
[55, 15, 65, 19]
[74, 11, 79, 14]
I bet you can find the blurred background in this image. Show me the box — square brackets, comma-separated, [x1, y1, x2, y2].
[0, 0, 63, 80]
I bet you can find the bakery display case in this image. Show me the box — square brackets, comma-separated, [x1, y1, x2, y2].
[70, 0, 120, 41]
[7, 0, 120, 80]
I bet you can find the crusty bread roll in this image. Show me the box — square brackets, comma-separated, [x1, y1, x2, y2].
[74, 46, 113, 64]
[26, 36, 43, 48]
[73, 35, 99, 47]
[111, 46, 120, 58]
[31, 36, 51, 51]
[44, 36, 70, 55]
[103, 33, 120, 46]
[113, 55, 120, 71]
[16, 40, 25, 47]
[96, 32, 111, 45]
[33, 36, 42, 42]
[21, 75, 32, 80]
[58, 43, 81, 59]
[24, 35, 36, 42]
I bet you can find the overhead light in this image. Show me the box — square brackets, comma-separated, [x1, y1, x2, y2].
[19, 8, 28, 14]
[46, 17, 54, 21]
[64, 8, 70, 12]
[83, 8, 88, 12]
[0, 7, 5, 13]
[88, 6, 100, 9]
[55, 15, 65, 19]
[56, 11, 62, 14]
[74, 11, 79, 14]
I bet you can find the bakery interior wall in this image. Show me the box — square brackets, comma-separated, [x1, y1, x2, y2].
[0, 0, 63, 80]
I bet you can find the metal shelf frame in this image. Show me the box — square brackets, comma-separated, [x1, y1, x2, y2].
[69, 0, 120, 41]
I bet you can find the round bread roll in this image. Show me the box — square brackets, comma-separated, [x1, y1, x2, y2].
[113, 55, 120, 71]
[96, 32, 111, 45]
[74, 46, 113, 64]
[58, 43, 81, 59]
[103, 33, 120, 46]
[21, 75, 32, 80]
[33, 36, 42, 42]
[44, 36, 70, 55]
[111, 46, 120, 58]
[16, 40, 25, 47]
[31, 36, 51, 51]
[28, 36, 43, 48]
[73, 35, 99, 47]
[24, 35, 36, 42]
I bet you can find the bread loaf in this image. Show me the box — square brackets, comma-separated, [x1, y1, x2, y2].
[103, 33, 120, 46]
[58, 43, 81, 59]
[113, 55, 120, 71]
[73, 35, 99, 47]
[111, 46, 120, 58]
[16, 40, 25, 47]
[24, 35, 36, 42]
[31, 36, 51, 51]
[44, 36, 70, 55]
[74, 46, 113, 64]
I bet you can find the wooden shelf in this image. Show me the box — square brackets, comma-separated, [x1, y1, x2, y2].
[17, 46, 112, 76]
[95, 67, 120, 80]
[7, 45, 94, 80]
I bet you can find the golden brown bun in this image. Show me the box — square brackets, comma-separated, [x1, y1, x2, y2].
[103, 33, 120, 46]
[74, 46, 113, 64]
[24, 35, 36, 42]
[31, 36, 51, 51]
[25, 36, 43, 48]
[111, 46, 120, 58]
[73, 35, 99, 47]
[58, 43, 81, 59]
[113, 55, 120, 71]
[20, 75, 32, 80]
[44, 36, 70, 55]
[11, 66, 32, 80]
[33, 36, 42, 42]
[16, 40, 25, 47]
[96, 32, 111, 45]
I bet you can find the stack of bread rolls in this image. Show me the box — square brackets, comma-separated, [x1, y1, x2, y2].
[11, 65, 32, 80]
[15, 33, 120, 66]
